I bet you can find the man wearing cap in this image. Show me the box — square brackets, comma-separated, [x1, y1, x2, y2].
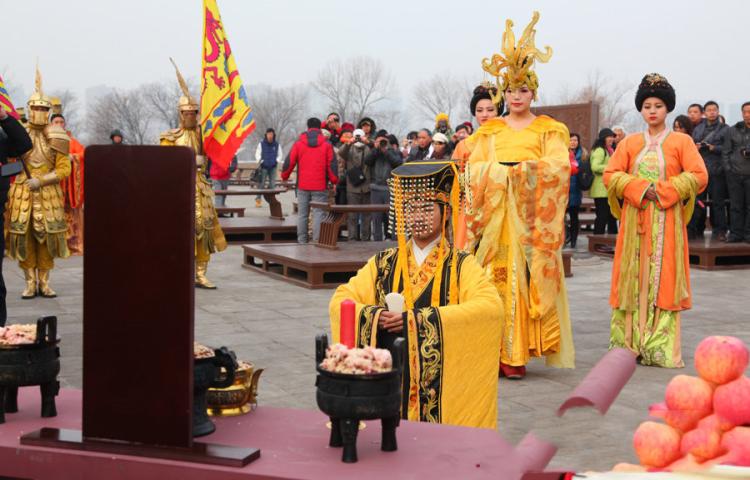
[110, 129, 124, 144]
[329, 160, 502, 429]
[434, 113, 454, 140]
[428, 132, 452, 160]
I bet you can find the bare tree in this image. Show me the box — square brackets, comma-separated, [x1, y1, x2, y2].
[246, 83, 310, 154]
[143, 77, 199, 131]
[411, 74, 473, 127]
[85, 89, 153, 145]
[556, 70, 634, 129]
[313, 56, 396, 123]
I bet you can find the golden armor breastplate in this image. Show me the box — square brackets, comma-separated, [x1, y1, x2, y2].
[174, 128, 204, 156]
[24, 128, 55, 171]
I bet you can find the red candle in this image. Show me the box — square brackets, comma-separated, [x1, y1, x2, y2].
[340, 300, 355, 348]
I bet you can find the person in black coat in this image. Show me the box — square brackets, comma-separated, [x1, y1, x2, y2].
[0, 108, 33, 326]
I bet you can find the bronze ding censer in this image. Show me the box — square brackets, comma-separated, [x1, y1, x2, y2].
[315, 334, 405, 463]
[193, 346, 237, 437]
[0, 316, 61, 424]
[207, 361, 264, 417]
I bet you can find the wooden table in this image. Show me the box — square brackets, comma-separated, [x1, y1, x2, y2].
[587, 234, 750, 270]
[310, 202, 390, 248]
[214, 188, 287, 219]
[215, 206, 245, 217]
[4, 387, 565, 479]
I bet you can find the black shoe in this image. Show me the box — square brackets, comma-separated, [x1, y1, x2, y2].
[726, 235, 744, 243]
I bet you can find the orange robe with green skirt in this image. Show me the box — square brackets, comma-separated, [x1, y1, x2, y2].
[603, 130, 707, 367]
[453, 115, 575, 369]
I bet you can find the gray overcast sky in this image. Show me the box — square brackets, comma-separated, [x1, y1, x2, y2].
[3, 0, 748, 122]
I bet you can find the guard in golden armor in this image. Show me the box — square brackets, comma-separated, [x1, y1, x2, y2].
[160, 59, 226, 289]
[6, 67, 71, 299]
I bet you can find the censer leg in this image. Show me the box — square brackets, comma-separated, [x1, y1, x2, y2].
[329, 417, 343, 447]
[4, 385, 18, 413]
[340, 418, 359, 463]
[0, 386, 5, 424]
[381, 416, 399, 452]
[40, 381, 59, 418]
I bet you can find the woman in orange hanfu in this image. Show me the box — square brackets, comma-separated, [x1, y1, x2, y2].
[604, 74, 707, 368]
[453, 11, 575, 378]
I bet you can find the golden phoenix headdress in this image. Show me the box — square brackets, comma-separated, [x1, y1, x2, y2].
[170, 57, 199, 112]
[481, 11, 552, 101]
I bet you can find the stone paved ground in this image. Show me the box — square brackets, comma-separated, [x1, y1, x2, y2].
[4, 190, 750, 472]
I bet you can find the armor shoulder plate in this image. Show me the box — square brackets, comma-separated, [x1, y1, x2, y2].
[45, 126, 71, 155]
[160, 128, 184, 144]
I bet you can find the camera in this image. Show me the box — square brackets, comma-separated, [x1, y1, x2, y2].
[355, 135, 361, 141]
[379, 139, 388, 148]
[741, 147, 750, 160]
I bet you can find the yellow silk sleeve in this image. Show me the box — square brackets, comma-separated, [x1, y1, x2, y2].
[54, 151, 72, 180]
[328, 256, 379, 345]
[437, 254, 502, 429]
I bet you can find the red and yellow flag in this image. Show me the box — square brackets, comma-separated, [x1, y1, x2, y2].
[200, 0, 255, 169]
[0, 74, 19, 119]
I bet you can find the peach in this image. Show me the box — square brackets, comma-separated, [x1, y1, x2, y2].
[697, 413, 735, 433]
[680, 427, 726, 462]
[649, 402, 707, 432]
[713, 376, 750, 426]
[694, 336, 749, 385]
[633, 421, 682, 468]
[664, 375, 714, 417]
[719, 426, 750, 466]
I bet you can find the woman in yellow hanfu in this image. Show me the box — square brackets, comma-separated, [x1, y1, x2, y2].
[604, 74, 707, 368]
[453, 11, 575, 379]
[329, 161, 503, 429]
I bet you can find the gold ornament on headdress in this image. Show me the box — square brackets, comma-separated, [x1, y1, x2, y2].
[481, 11, 552, 101]
[28, 61, 52, 109]
[170, 57, 199, 112]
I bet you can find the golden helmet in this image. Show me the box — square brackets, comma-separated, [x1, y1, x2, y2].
[50, 96, 63, 115]
[178, 94, 199, 112]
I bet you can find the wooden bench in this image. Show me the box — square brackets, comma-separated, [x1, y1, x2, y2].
[219, 216, 298, 243]
[587, 234, 750, 271]
[562, 251, 573, 278]
[214, 187, 287, 219]
[242, 241, 394, 289]
[215, 206, 245, 217]
[310, 202, 390, 248]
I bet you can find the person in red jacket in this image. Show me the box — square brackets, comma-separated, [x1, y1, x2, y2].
[282, 118, 338, 243]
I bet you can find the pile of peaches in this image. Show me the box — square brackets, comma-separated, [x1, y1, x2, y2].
[625, 336, 750, 472]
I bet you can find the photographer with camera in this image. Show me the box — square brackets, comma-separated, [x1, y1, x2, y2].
[723, 102, 750, 243]
[339, 128, 373, 240]
[365, 130, 402, 241]
[692, 100, 730, 241]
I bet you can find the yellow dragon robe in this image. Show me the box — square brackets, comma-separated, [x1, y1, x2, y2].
[454, 115, 575, 369]
[329, 240, 503, 429]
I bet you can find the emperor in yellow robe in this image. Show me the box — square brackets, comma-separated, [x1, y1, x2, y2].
[329, 239, 503, 429]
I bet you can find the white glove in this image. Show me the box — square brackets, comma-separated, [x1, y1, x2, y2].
[25, 178, 41, 191]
